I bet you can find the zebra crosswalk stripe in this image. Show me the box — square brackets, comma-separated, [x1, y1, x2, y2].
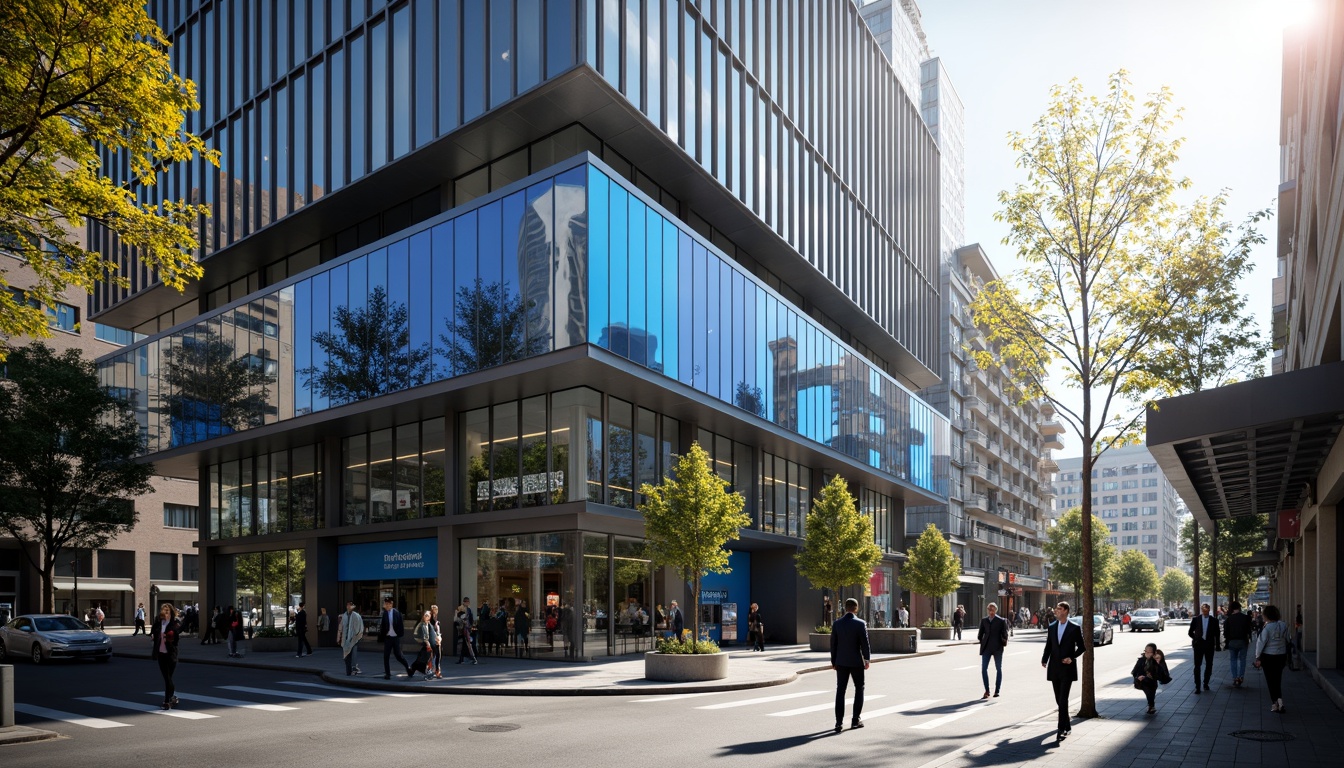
[218, 685, 363, 703]
[277, 680, 425, 698]
[78, 696, 216, 720]
[912, 706, 981, 729]
[849, 699, 942, 721]
[148, 691, 298, 711]
[696, 691, 826, 710]
[14, 703, 131, 729]
[768, 694, 887, 717]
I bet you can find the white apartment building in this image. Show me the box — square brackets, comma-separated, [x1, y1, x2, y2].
[1052, 445, 1183, 575]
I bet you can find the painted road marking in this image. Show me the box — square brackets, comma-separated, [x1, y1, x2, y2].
[14, 703, 131, 729]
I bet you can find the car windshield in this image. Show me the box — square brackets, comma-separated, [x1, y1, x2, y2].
[1093, 615, 1106, 624]
[34, 616, 89, 632]
[1134, 610, 1159, 617]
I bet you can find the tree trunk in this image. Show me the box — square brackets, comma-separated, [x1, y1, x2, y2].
[40, 558, 55, 614]
[691, 574, 701, 653]
[1078, 450, 1098, 718]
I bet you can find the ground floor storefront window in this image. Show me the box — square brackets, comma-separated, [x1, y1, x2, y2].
[462, 532, 654, 658]
[231, 549, 305, 633]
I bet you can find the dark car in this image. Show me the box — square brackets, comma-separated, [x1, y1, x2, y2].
[1069, 614, 1114, 646]
[1128, 609, 1166, 632]
[0, 614, 113, 664]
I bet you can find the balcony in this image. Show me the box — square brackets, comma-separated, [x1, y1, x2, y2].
[966, 462, 989, 480]
[966, 396, 988, 416]
[1041, 456, 1059, 474]
[1040, 417, 1065, 436]
[966, 429, 987, 448]
[1044, 434, 1064, 451]
[966, 493, 990, 512]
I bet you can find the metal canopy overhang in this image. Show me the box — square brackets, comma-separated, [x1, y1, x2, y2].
[1234, 551, 1281, 568]
[1147, 361, 1344, 530]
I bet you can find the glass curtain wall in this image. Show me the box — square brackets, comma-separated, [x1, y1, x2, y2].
[232, 549, 306, 633]
[208, 445, 323, 540]
[758, 452, 812, 537]
[342, 418, 446, 526]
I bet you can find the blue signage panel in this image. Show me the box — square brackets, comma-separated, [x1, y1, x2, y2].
[338, 538, 439, 582]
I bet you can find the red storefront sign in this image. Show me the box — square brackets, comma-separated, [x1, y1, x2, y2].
[1278, 509, 1302, 540]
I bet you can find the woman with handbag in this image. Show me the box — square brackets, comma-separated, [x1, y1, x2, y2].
[1253, 604, 1292, 713]
[1131, 643, 1170, 715]
[151, 603, 182, 710]
[412, 610, 436, 680]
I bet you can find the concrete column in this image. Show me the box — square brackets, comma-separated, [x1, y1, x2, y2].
[1316, 507, 1337, 668]
[1, 663, 13, 728]
[1304, 519, 1318, 653]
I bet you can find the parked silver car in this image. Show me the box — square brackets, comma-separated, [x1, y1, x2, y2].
[1128, 608, 1167, 632]
[1069, 614, 1115, 646]
[0, 614, 113, 664]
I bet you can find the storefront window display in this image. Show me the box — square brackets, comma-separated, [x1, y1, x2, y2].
[207, 445, 323, 540]
[343, 418, 446, 525]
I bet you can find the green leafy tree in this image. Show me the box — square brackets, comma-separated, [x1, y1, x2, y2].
[160, 325, 271, 446]
[900, 523, 962, 625]
[1111, 550, 1160, 607]
[637, 442, 749, 652]
[795, 475, 884, 623]
[0, 0, 217, 353]
[303, 285, 434, 405]
[1160, 567, 1192, 608]
[1044, 509, 1118, 601]
[0, 344, 154, 611]
[1179, 515, 1264, 606]
[967, 71, 1262, 717]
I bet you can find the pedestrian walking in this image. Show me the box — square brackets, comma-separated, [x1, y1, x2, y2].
[1131, 643, 1171, 715]
[378, 597, 412, 679]
[94, 605, 105, 631]
[1222, 601, 1253, 688]
[151, 603, 182, 711]
[898, 604, 909, 629]
[430, 604, 445, 676]
[830, 597, 871, 733]
[226, 606, 243, 658]
[338, 600, 364, 676]
[977, 602, 1009, 699]
[294, 601, 313, 657]
[748, 603, 765, 652]
[201, 606, 221, 645]
[132, 603, 146, 636]
[952, 605, 966, 641]
[1041, 601, 1085, 741]
[1253, 604, 1292, 713]
[513, 600, 530, 658]
[456, 597, 478, 665]
[668, 600, 684, 640]
[318, 607, 331, 635]
[1187, 602, 1219, 693]
[413, 610, 437, 679]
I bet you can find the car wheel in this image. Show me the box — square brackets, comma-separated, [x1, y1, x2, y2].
[30, 643, 43, 664]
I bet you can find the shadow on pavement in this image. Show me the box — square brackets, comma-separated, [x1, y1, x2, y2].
[715, 729, 839, 755]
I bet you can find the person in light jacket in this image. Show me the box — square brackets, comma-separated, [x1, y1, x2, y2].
[1253, 604, 1292, 713]
[337, 600, 365, 676]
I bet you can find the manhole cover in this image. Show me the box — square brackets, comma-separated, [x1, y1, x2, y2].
[1229, 730, 1294, 742]
[469, 724, 522, 733]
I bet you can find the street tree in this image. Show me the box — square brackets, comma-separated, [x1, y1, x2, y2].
[1112, 550, 1160, 607]
[1160, 567, 1193, 608]
[1043, 509, 1118, 603]
[0, 0, 216, 353]
[795, 475, 884, 624]
[967, 70, 1255, 717]
[899, 523, 962, 625]
[303, 285, 434, 405]
[1179, 515, 1264, 606]
[0, 344, 154, 612]
[637, 442, 749, 651]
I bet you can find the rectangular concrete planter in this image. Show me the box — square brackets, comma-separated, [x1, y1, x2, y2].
[869, 628, 921, 653]
[644, 651, 728, 682]
[919, 627, 953, 640]
[809, 633, 831, 652]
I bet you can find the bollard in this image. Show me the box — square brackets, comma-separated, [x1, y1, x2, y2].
[1, 664, 13, 728]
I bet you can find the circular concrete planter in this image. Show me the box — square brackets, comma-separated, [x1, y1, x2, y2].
[809, 633, 831, 652]
[919, 627, 953, 640]
[644, 651, 728, 682]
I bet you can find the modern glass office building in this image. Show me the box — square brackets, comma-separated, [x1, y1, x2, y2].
[94, 1, 947, 653]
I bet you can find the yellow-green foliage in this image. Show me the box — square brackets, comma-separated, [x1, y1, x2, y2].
[795, 475, 883, 600]
[0, 0, 217, 354]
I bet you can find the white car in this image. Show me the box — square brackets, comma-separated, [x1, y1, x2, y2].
[0, 614, 113, 664]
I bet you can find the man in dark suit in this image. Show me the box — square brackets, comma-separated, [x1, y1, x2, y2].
[830, 597, 872, 734]
[977, 602, 1010, 698]
[1187, 602, 1219, 692]
[378, 596, 412, 679]
[1041, 601, 1085, 740]
[294, 601, 312, 657]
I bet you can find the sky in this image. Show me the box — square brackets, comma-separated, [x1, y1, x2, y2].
[914, 0, 1306, 459]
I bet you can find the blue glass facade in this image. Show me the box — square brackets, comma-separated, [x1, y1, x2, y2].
[98, 156, 947, 496]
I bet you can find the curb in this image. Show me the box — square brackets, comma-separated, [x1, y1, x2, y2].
[114, 650, 322, 676]
[311, 648, 946, 697]
[0, 725, 63, 746]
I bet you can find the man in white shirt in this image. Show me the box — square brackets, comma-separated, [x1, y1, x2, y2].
[132, 603, 147, 636]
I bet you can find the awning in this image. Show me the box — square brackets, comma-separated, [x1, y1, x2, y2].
[1235, 551, 1281, 568]
[152, 583, 199, 594]
[1147, 361, 1344, 529]
[52, 580, 135, 592]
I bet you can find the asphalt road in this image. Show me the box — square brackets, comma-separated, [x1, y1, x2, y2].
[6, 624, 1180, 768]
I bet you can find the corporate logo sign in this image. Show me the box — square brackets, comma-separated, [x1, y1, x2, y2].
[338, 538, 438, 582]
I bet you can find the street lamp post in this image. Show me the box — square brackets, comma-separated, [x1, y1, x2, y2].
[70, 556, 79, 620]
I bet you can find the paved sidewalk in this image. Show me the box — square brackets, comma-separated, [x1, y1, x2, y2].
[108, 628, 958, 695]
[917, 643, 1340, 768]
